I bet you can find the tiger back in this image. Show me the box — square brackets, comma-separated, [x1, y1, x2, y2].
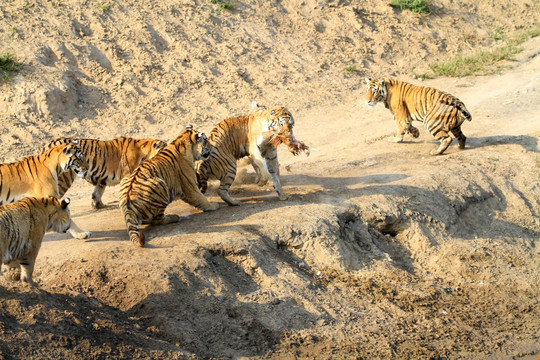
[45, 137, 166, 209]
[365, 77, 472, 155]
[119, 127, 218, 247]
[196, 104, 309, 206]
[0, 196, 71, 284]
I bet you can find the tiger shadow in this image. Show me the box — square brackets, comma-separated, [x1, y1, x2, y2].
[468, 134, 539, 153]
[0, 258, 323, 359]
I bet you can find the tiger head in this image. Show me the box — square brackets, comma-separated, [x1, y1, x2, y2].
[184, 125, 211, 161]
[267, 107, 295, 142]
[365, 78, 388, 107]
[59, 142, 87, 177]
[266, 107, 309, 156]
[47, 197, 72, 233]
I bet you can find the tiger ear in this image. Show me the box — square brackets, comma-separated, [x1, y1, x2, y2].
[380, 79, 386, 87]
[61, 198, 70, 209]
[63, 145, 75, 155]
[364, 77, 371, 85]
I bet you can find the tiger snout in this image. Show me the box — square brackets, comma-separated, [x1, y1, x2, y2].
[366, 101, 377, 107]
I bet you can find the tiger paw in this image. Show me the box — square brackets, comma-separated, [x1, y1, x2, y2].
[227, 199, 242, 206]
[408, 127, 420, 138]
[72, 230, 91, 239]
[257, 175, 270, 186]
[205, 202, 220, 211]
[278, 193, 289, 201]
[91, 200, 105, 209]
[4, 268, 21, 282]
[388, 136, 404, 143]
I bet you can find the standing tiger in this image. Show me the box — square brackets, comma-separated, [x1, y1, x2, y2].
[119, 126, 219, 247]
[196, 103, 309, 206]
[0, 143, 90, 239]
[1, 197, 71, 285]
[365, 78, 472, 155]
[45, 137, 167, 209]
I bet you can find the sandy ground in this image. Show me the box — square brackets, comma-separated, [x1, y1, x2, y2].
[1, 1, 539, 359]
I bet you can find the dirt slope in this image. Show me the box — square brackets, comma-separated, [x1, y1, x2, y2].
[1, 1, 539, 359]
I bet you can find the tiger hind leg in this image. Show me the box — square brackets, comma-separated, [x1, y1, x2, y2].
[451, 127, 467, 149]
[91, 184, 107, 209]
[151, 213, 181, 225]
[122, 205, 145, 247]
[218, 165, 242, 206]
[430, 135, 453, 156]
[19, 249, 39, 285]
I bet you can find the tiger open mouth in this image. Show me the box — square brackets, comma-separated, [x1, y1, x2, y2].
[201, 147, 212, 159]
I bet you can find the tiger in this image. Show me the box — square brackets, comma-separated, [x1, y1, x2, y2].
[45, 137, 167, 209]
[1, 196, 71, 284]
[0, 143, 89, 239]
[119, 126, 219, 247]
[196, 103, 310, 206]
[365, 77, 472, 155]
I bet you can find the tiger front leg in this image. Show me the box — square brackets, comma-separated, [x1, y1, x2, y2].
[91, 184, 107, 209]
[2, 261, 21, 281]
[249, 146, 271, 186]
[388, 115, 408, 143]
[68, 220, 91, 239]
[264, 149, 288, 201]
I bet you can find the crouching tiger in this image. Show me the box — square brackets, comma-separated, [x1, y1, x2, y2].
[365, 77, 472, 155]
[196, 103, 309, 206]
[0, 143, 90, 239]
[1, 197, 71, 285]
[45, 136, 166, 209]
[119, 127, 219, 247]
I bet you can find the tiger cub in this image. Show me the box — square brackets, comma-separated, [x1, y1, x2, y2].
[0, 143, 90, 239]
[365, 78, 472, 155]
[196, 103, 309, 206]
[45, 137, 167, 209]
[119, 127, 219, 247]
[0, 196, 71, 285]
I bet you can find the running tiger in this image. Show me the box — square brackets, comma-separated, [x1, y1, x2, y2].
[196, 103, 309, 206]
[0, 143, 90, 239]
[1, 196, 71, 284]
[119, 126, 219, 247]
[365, 78, 472, 155]
[46, 137, 167, 209]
